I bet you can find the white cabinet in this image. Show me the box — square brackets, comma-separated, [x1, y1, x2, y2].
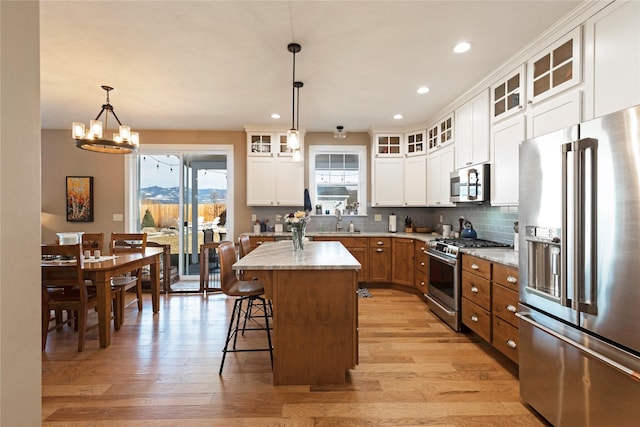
[427, 145, 455, 207]
[583, 0, 640, 120]
[246, 128, 304, 206]
[527, 27, 581, 105]
[372, 131, 427, 206]
[455, 89, 490, 169]
[427, 113, 454, 153]
[491, 115, 525, 206]
[526, 89, 581, 139]
[404, 155, 427, 206]
[372, 157, 404, 206]
[405, 130, 427, 156]
[491, 65, 526, 122]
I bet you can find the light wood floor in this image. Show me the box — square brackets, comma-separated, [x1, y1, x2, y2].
[42, 284, 550, 426]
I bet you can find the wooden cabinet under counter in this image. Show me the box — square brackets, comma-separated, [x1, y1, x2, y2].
[414, 240, 428, 294]
[314, 236, 369, 283]
[461, 253, 520, 364]
[392, 238, 414, 287]
[369, 238, 391, 282]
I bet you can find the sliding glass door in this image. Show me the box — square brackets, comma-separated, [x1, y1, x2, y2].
[127, 145, 234, 291]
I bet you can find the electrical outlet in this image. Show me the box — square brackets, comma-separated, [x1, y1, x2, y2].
[113, 213, 123, 222]
[439, 215, 443, 223]
[374, 214, 382, 222]
[251, 214, 257, 222]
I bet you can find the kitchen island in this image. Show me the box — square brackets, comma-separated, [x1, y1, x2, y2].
[233, 240, 361, 385]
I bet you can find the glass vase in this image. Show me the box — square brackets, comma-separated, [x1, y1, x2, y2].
[291, 225, 305, 250]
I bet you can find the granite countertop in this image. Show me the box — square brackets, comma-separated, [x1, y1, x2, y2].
[461, 247, 519, 268]
[241, 231, 519, 268]
[232, 240, 361, 271]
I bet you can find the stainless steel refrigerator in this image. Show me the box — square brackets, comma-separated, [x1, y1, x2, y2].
[518, 105, 640, 426]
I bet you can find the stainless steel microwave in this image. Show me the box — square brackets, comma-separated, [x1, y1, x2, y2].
[450, 164, 490, 203]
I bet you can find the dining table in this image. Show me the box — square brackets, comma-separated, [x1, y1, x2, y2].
[42, 247, 164, 348]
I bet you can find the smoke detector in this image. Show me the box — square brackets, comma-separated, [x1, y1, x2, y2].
[333, 125, 347, 139]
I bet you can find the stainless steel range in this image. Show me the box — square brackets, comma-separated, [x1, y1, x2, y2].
[425, 237, 511, 331]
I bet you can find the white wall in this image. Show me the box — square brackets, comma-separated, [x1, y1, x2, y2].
[0, 1, 42, 425]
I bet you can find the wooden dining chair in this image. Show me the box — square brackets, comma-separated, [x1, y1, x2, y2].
[41, 244, 120, 351]
[109, 233, 147, 320]
[81, 232, 104, 252]
[217, 241, 272, 374]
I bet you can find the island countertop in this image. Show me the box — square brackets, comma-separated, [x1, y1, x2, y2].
[232, 240, 361, 271]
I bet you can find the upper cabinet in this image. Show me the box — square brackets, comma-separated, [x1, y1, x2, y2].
[491, 65, 525, 122]
[371, 131, 427, 206]
[426, 144, 455, 207]
[245, 128, 304, 206]
[404, 130, 426, 157]
[583, 0, 640, 120]
[427, 113, 454, 154]
[527, 27, 581, 105]
[491, 115, 525, 206]
[455, 89, 490, 169]
[375, 134, 402, 157]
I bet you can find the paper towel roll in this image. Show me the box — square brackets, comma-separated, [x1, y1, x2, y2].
[389, 214, 397, 232]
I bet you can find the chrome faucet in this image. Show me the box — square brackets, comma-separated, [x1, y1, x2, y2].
[335, 208, 343, 231]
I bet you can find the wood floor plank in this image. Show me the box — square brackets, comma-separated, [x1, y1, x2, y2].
[42, 285, 549, 426]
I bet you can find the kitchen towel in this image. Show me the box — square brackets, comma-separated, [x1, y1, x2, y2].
[303, 188, 312, 212]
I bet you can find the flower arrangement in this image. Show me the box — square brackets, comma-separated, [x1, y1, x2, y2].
[284, 211, 309, 250]
[284, 210, 309, 226]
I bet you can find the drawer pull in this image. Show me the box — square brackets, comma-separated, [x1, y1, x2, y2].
[470, 314, 479, 323]
[376, 240, 384, 245]
[470, 286, 479, 293]
[507, 339, 517, 349]
[507, 276, 518, 284]
[420, 246, 425, 251]
[471, 263, 479, 270]
[376, 248, 383, 252]
[420, 281, 425, 286]
[506, 304, 517, 313]
[257, 241, 263, 245]
[420, 262, 425, 267]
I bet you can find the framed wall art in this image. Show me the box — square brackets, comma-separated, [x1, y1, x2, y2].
[66, 176, 94, 222]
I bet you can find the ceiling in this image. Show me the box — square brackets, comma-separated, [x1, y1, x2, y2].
[40, 1, 583, 134]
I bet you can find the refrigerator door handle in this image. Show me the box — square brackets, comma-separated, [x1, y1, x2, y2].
[575, 137, 599, 314]
[561, 142, 573, 308]
[517, 312, 640, 382]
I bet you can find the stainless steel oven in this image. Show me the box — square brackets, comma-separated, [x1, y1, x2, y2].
[426, 248, 461, 331]
[426, 237, 511, 332]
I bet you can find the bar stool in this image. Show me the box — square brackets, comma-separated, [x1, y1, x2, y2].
[217, 241, 272, 374]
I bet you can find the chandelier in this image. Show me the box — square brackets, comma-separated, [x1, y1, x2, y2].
[286, 43, 303, 158]
[72, 85, 139, 154]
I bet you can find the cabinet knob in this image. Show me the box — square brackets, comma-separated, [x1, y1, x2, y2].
[420, 281, 425, 286]
[470, 314, 479, 323]
[376, 241, 384, 245]
[376, 248, 383, 253]
[420, 262, 425, 267]
[470, 286, 479, 293]
[507, 339, 517, 349]
[471, 263, 479, 270]
[507, 276, 517, 283]
[506, 304, 517, 313]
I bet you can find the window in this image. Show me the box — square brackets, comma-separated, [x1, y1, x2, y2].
[309, 145, 367, 215]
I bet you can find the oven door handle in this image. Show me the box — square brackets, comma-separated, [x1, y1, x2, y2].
[427, 251, 457, 266]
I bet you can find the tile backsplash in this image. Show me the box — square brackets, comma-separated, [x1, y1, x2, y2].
[250, 203, 518, 245]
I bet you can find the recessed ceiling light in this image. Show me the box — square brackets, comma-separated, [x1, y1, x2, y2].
[271, 113, 280, 119]
[393, 114, 403, 120]
[453, 41, 472, 53]
[417, 86, 430, 94]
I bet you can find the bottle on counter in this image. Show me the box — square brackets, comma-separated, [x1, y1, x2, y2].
[349, 221, 355, 233]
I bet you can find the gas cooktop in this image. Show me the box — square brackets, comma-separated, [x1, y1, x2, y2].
[427, 238, 512, 258]
[432, 238, 512, 248]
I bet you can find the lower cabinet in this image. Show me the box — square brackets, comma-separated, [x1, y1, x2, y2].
[461, 254, 520, 364]
[414, 240, 428, 294]
[368, 238, 392, 282]
[392, 238, 414, 287]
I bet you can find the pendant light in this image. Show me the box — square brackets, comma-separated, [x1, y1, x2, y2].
[286, 43, 302, 151]
[72, 85, 139, 154]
